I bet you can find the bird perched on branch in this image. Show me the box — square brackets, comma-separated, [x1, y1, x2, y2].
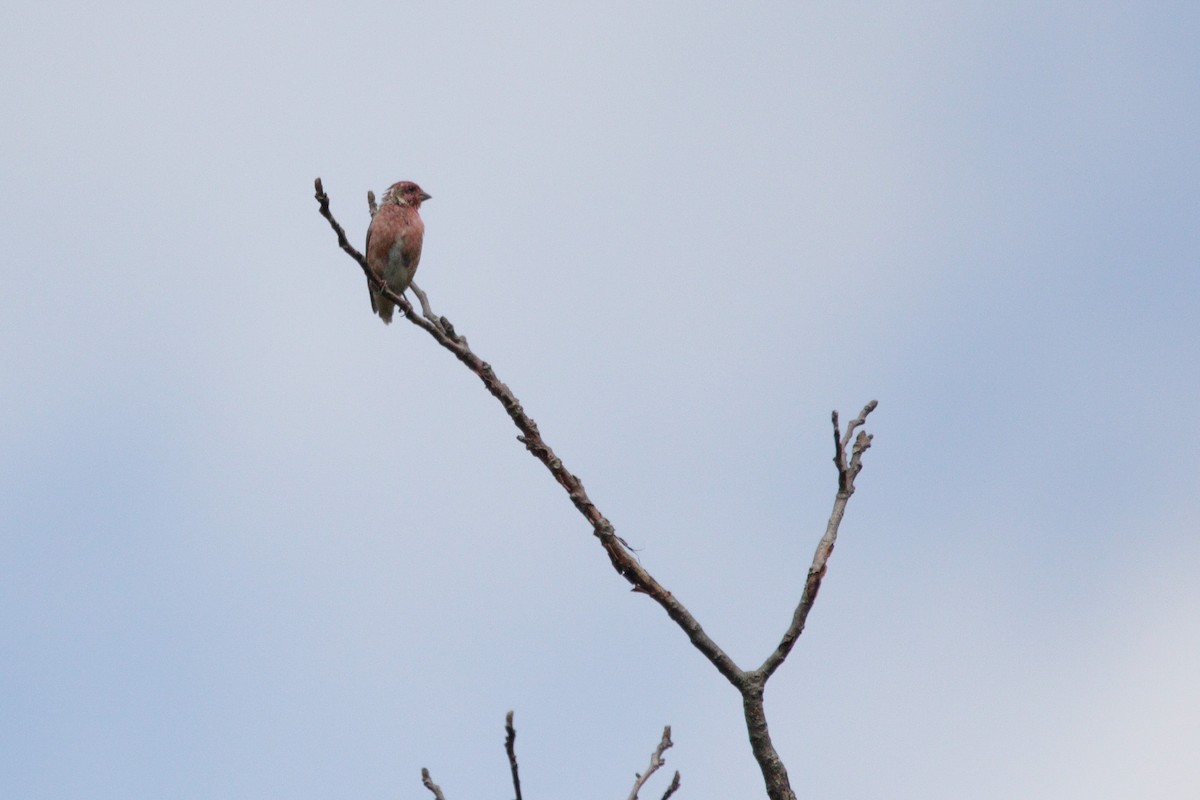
[365, 180, 431, 324]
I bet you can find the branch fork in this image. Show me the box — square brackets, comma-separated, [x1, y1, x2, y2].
[316, 178, 878, 800]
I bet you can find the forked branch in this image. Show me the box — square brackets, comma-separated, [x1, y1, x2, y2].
[315, 179, 877, 800]
[627, 726, 677, 800]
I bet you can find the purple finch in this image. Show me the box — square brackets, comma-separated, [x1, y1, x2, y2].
[365, 180, 431, 324]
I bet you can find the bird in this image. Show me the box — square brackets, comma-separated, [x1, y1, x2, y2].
[365, 180, 431, 324]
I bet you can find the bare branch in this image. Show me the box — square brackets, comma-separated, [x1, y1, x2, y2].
[627, 726, 674, 800]
[741, 684, 796, 800]
[410, 281, 446, 331]
[315, 181, 879, 800]
[421, 767, 447, 800]
[367, 189, 377, 217]
[758, 399, 877, 681]
[505, 711, 523, 800]
[660, 771, 681, 800]
[728, 401, 879, 799]
[314, 178, 745, 687]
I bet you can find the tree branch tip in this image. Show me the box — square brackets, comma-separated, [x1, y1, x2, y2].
[661, 771, 682, 800]
[421, 767, 447, 800]
[503, 710, 523, 800]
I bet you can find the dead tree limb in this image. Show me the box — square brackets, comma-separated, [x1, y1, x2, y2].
[504, 711, 523, 800]
[627, 726, 677, 800]
[315, 178, 878, 800]
[420, 767, 447, 800]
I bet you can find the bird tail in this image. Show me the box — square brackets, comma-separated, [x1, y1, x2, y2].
[370, 286, 394, 325]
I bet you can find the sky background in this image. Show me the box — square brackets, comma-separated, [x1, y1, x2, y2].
[3, 2, 1199, 798]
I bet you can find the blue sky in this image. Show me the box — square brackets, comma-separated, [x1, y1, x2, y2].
[3, 2, 1198, 798]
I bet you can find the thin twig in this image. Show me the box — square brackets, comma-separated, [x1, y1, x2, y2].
[505, 711, 523, 800]
[660, 771, 681, 800]
[627, 726, 674, 800]
[421, 768, 447, 800]
[758, 400, 877, 680]
[410, 281, 444, 330]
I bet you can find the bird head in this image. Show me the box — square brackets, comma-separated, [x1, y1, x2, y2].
[383, 181, 432, 209]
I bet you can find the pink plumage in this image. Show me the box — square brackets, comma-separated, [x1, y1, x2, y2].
[365, 180, 431, 324]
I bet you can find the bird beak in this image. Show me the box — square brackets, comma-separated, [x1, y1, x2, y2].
[420, 191, 432, 202]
